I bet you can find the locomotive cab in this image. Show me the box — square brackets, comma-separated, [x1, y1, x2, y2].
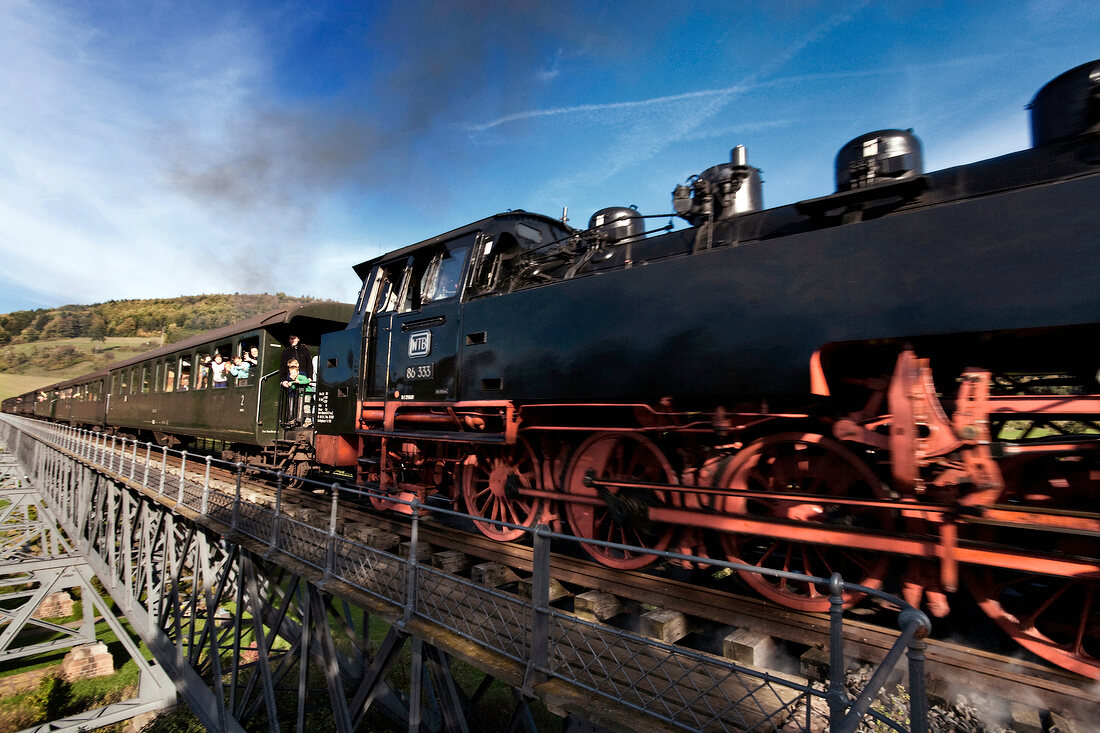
[330, 212, 575, 409]
[366, 237, 471, 402]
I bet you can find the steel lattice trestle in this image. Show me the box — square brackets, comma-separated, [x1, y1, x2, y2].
[0, 415, 931, 733]
[0, 433, 177, 732]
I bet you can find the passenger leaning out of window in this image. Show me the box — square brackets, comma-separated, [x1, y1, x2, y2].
[229, 355, 250, 381]
[211, 353, 229, 389]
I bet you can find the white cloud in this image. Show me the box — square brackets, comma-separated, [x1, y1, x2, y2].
[0, 2, 346, 310]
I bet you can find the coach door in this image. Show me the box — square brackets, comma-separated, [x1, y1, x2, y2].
[367, 237, 471, 402]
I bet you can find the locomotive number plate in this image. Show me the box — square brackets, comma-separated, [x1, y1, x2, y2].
[405, 363, 434, 381]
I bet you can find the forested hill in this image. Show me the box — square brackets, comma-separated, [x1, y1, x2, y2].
[0, 293, 330, 346]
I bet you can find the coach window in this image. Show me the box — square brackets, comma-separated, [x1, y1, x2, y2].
[177, 357, 191, 391]
[153, 362, 161, 393]
[214, 342, 232, 387]
[119, 371, 127, 394]
[141, 366, 151, 394]
[238, 337, 259, 386]
[164, 359, 176, 392]
[195, 352, 209, 390]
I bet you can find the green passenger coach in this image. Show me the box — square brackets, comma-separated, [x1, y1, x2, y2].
[103, 302, 353, 459]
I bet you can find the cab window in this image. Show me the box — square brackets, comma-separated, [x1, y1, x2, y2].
[421, 246, 469, 305]
[399, 245, 470, 313]
[374, 262, 407, 315]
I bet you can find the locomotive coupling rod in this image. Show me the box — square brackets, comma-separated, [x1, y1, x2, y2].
[584, 474, 959, 513]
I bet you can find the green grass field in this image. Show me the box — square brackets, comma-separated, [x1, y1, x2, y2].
[2, 336, 153, 360]
[0, 337, 157, 401]
[0, 374, 59, 402]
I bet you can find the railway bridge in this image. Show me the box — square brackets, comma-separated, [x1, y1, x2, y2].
[0, 414, 931, 732]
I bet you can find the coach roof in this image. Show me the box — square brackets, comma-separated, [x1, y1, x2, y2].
[104, 302, 354, 372]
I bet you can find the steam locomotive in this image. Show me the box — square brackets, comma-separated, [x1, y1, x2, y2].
[313, 60, 1100, 676]
[5, 60, 1097, 677]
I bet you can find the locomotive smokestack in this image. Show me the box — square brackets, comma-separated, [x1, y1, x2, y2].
[731, 145, 747, 167]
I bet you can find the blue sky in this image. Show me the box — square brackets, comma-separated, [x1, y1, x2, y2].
[0, 1, 1097, 313]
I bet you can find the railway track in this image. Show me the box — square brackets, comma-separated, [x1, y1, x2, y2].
[244, 473, 1099, 724]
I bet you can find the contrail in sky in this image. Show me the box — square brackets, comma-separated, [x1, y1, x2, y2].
[464, 0, 875, 134]
[461, 86, 753, 132]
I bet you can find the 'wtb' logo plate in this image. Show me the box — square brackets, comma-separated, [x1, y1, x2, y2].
[408, 330, 432, 358]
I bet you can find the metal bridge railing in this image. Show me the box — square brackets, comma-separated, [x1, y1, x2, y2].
[1, 416, 931, 733]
